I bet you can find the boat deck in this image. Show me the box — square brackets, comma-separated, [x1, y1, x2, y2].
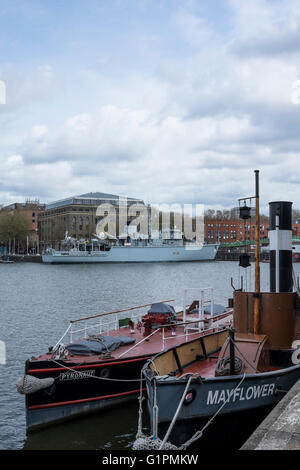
[32, 313, 232, 365]
[178, 358, 281, 379]
[179, 357, 219, 378]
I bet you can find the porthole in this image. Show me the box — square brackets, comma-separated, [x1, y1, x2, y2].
[184, 389, 196, 405]
[100, 367, 110, 378]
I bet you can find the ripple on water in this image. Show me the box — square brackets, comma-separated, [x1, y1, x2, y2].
[0, 260, 293, 450]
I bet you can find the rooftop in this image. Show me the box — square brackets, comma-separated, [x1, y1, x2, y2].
[45, 192, 144, 210]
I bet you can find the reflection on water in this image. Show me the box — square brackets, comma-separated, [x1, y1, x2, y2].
[1, 260, 298, 450]
[23, 400, 148, 450]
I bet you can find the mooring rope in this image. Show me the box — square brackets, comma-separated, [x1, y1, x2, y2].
[136, 368, 146, 438]
[158, 375, 193, 450]
[133, 370, 247, 451]
[178, 372, 247, 450]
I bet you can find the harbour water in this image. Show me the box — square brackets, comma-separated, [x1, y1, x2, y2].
[1, 261, 299, 450]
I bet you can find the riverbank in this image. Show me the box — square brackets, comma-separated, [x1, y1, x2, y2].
[0, 254, 42, 263]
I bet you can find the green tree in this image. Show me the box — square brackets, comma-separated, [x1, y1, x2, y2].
[0, 210, 31, 253]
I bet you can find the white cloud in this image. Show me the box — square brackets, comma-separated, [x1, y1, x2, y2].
[1, 0, 300, 211]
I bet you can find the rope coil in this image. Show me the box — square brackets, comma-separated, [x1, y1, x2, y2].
[215, 356, 244, 376]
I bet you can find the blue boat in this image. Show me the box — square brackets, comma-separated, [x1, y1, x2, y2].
[138, 172, 300, 450]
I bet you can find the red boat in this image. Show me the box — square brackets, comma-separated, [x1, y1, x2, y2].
[17, 289, 232, 432]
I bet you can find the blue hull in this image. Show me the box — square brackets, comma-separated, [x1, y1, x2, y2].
[145, 364, 300, 447]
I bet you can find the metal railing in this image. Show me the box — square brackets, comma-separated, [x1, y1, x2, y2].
[183, 287, 214, 334]
[118, 312, 232, 358]
[52, 290, 231, 356]
[53, 299, 175, 349]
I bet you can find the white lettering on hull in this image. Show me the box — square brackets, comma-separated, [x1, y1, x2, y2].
[59, 369, 96, 381]
[207, 383, 276, 405]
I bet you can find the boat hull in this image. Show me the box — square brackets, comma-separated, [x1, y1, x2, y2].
[25, 355, 150, 431]
[145, 364, 300, 448]
[22, 309, 232, 432]
[42, 244, 218, 264]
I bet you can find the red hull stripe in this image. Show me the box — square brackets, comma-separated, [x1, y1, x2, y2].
[28, 388, 146, 410]
[27, 355, 152, 374]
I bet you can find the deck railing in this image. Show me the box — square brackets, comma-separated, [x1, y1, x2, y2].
[52, 289, 231, 355]
[53, 299, 175, 349]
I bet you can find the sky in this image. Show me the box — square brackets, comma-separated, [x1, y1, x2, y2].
[1, 0, 300, 213]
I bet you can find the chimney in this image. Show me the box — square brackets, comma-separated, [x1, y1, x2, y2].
[269, 201, 293, 292]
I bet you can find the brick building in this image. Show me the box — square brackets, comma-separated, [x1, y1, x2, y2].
[205, 219, 300, 243]
[1, 200, 45, 253]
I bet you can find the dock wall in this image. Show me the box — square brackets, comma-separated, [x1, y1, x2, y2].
[241, 379, 300, 450]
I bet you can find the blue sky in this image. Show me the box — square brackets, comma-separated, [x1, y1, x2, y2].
[1, 0, 300, 211]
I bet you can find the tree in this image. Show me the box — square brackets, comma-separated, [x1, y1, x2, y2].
[0, 210, 31, 253]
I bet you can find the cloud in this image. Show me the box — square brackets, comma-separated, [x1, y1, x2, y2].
[229, 0, 300, 57]
[1, 0, 300, 211]
[0, 64, 60, 117]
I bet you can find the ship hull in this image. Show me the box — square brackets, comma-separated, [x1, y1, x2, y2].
[42, 244, 218, 264]
[145, 364, 300, 448]
[25, 354, 150, 431]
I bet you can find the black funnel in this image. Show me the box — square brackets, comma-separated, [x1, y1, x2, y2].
[269, 201, 293, 292]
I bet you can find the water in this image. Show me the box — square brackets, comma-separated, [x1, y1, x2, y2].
[1, 261, 299, 450]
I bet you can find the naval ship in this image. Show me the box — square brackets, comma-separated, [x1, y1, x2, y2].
[42, 232, 218, 264]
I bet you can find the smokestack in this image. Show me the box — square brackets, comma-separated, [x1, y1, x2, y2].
[269, 201, 293, 292]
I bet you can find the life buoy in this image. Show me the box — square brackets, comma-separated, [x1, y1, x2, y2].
[183, 388, 196, 405]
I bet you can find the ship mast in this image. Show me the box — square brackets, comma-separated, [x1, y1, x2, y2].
[238, 170, 261, 334]
[253, 170, 260, 334]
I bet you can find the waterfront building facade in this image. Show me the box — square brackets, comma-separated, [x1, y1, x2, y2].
[38, 192, 145, 250]
[1, 200, 45, 253]
[205, 219, 300, 244]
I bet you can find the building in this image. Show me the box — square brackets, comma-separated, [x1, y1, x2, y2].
[1, 200, 45, 253]
[38, 192, 145, 250]
[205, 219, 300, 243]
[205, 219, 269, 243]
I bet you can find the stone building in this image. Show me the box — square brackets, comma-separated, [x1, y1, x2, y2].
[38, 192, 145, 250]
